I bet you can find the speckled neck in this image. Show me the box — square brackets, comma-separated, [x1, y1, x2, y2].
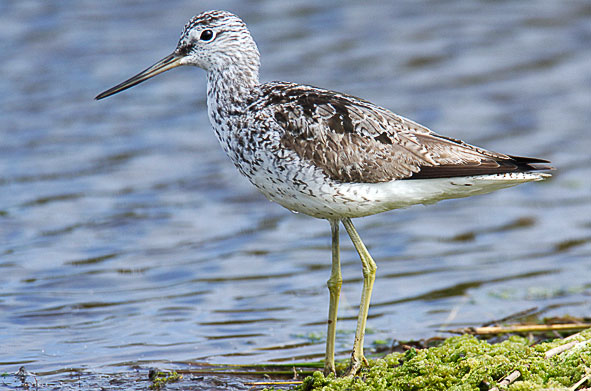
[205, 61, 262, 164]
[207, 64, 259, 117]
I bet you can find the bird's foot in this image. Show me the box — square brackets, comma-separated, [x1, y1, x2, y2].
[345, 355, 369, 376]
[323, 363, 336, 376]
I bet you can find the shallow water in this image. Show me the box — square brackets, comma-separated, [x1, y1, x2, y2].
[1, 0, 590, 389]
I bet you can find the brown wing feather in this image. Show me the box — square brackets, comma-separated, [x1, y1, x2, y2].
[260, 82, 551, 183]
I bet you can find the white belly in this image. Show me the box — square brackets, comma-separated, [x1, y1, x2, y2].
[251, 169, 549, 219]
[214, 119, 549, 220]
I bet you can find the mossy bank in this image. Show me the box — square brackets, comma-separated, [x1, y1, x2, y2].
[292, 329, 591, 391]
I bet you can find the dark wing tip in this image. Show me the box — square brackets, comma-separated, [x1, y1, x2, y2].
[507, 155, 554, 172]
[408, 154, 553, 180]
[507, 155, 551, 164]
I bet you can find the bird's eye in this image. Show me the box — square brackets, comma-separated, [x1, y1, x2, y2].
[200, 29, 215, 42]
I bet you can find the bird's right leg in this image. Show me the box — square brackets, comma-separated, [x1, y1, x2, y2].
[342, 217, 377, 376]
[324, 219, 342, 375]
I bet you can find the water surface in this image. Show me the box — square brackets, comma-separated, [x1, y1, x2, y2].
[1, 0, 590, 389]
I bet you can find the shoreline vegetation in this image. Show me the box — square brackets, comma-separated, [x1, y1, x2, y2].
[258, 316, 591, 391]
[289, 327, 591, 391]
[8, 318, 590, 390]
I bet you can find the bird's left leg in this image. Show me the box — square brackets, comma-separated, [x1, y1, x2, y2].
[324, 219, 342, 375]
[342, 218, 377, 376]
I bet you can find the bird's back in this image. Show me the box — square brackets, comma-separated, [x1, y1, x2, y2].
[250, 81, 550, 181]
[224, 81, 551, 218]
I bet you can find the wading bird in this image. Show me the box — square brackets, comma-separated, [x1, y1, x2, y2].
[96, 10, 551, 375]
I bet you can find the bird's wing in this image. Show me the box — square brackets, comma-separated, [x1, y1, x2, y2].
[257, 82, 549, 183]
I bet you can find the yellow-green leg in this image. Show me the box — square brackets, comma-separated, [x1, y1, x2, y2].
[342, 218, 377, 376]
[324, 219, 342, 375]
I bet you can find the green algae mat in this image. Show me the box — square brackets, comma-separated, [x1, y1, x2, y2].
[290, 329, 591, 391]
[8, 328, 590, 390]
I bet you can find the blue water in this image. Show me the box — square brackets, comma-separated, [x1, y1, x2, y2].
[1, 0, 590, 389]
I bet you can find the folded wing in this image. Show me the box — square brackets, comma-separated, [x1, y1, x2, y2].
[260, 82, 551, 183]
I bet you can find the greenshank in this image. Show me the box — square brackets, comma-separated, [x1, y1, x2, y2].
[96, 10, 551, 375]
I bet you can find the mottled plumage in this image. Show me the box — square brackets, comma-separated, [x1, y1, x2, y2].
[207, 77, 550, 219]
[96, 10, 552, 375]
[256, 82, 549, 182]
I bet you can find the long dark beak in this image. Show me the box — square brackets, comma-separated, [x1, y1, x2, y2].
[95, 52, 183, 100]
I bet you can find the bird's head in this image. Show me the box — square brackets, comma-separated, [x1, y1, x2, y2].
[96, 10, 260, 100]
